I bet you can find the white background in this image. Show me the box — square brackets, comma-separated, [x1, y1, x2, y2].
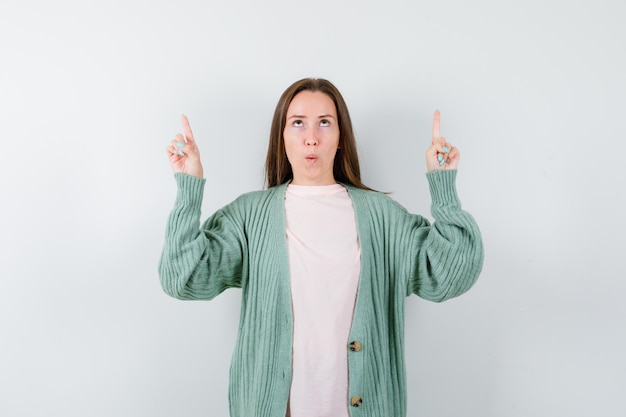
[1, 0, 624, 416]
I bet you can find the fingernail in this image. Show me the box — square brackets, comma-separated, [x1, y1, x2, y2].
[176, 142, 185, 148]
[446, 158, 450, 163]
[437, 153, 443, 162]
[443, 146, 450, 153]
[439, 160, 444, 167]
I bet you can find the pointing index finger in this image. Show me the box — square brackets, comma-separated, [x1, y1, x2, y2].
[432, 110, 441, 142]
[181, 114, 194, 143]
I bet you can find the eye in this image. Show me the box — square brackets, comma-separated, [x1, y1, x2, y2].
[292, 120, 303, 127]
[320, 119, 330, 127]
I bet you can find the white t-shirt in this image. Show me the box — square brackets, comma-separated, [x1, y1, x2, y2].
[285, 183, 361, 417]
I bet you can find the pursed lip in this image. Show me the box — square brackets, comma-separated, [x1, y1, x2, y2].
[305, 154, 318, 161]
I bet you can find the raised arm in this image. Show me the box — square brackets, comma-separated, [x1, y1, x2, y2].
[159, 117, 244, 300]
[408, 111, 483, 301]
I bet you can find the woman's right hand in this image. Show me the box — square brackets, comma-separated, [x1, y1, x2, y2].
[166, 115, 204, 178]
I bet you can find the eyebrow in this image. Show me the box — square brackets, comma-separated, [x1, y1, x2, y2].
[287, 114, 336, 119]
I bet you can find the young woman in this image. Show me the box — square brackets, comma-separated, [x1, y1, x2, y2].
[159, 78, 483, 417]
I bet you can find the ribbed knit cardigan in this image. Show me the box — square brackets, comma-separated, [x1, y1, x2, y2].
[158, 169, 483, 417]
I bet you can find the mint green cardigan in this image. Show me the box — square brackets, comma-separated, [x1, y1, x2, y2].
[159, 169, 483, 417]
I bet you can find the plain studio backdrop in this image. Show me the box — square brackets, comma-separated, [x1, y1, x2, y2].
[1, 0, 624, 416]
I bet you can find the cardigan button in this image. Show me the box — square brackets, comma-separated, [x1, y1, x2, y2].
[349, 340, 362, 352]
[351, 396, 363, 407]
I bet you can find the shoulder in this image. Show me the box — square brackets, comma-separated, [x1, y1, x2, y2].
[218, 184, 286, 218]
[203, 186, 284, 230]
[343, 185, 409, 215]
[233, 184, 285, 204]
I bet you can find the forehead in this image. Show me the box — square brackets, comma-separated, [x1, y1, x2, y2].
[287, 91, 337, 116]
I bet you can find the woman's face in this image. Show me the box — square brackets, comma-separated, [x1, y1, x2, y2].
[283, 91, 340, 186]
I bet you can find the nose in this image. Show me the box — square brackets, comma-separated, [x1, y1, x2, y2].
[305, 133, 318, 146]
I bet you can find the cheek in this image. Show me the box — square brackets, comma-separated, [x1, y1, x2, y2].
[282, 135, 296, 161]
[283, 128, 300, 144]
[326, 129, 340, 148]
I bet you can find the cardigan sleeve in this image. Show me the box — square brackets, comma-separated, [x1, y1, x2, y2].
[407, 169, 483, 302]
[158, 173, 245, 300]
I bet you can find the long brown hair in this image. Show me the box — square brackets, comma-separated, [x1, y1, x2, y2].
[264, 78, 373, 190]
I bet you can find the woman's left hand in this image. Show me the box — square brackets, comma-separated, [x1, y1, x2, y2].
[425, 110, 460, 172]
